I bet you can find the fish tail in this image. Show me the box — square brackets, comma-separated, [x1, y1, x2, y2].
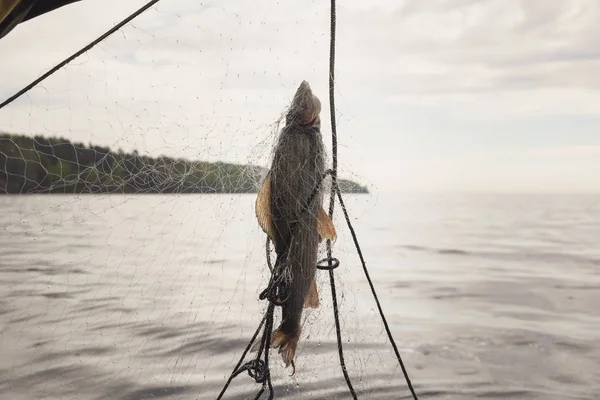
[271, 326, 300, 375]
[249, 326, 300, 376]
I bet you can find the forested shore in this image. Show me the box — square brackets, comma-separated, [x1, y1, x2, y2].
[0, 133, 369, 194]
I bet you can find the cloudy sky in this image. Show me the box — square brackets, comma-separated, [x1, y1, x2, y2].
[1, 0, 599, 193]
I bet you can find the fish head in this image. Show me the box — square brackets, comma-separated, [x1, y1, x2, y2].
[287, 80, 321, 128]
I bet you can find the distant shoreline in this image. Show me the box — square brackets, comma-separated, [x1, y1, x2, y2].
[0, 133, 369, 195]
[0, 191, 369, 196]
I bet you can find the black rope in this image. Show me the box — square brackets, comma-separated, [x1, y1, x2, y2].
[216, 314, 266, 399]
[323, 0, 419, 398]
[324, 0, 358, 398]
[215, 302, 276, 400]
[259, 254, 291, 306]
[0, 0, 421, 397]
[0, 0, 162, 110]
[333, 183, 420, 400]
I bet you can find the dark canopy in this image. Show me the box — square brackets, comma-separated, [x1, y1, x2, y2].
[0, 0, 81, 40]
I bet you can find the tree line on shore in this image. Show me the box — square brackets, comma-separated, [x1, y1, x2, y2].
[0, 133, 369, 195]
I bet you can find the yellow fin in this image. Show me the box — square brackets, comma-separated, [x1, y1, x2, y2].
[255, 174, 275, 242]
[317, 207, 336, 241]
[303, 278, 320, 308]
[271, 328, 299, 374]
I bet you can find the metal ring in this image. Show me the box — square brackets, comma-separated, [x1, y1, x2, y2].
[316, 257, 340, 270]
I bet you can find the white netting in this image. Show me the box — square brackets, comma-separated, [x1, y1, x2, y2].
[5, 2, 599, 396]
[0, 2, 411, 400]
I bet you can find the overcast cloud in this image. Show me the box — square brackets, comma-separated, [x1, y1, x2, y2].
[1, 0, 599, 193]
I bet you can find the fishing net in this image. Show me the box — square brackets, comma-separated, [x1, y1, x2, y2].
[0, 1, 419, 399]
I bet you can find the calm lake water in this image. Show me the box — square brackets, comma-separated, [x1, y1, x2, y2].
[0, 193, 598, 399]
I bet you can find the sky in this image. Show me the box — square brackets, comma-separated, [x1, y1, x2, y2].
[1, 0, 600, 193]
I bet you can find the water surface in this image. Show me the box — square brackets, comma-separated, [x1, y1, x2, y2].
[0, 193, 598, 399]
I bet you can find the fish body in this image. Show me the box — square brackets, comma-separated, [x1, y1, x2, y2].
[255, 81, 336, 373]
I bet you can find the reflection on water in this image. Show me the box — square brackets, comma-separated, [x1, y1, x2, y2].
[0, 194, 598, 399]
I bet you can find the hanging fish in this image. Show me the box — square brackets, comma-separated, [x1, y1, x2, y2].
[255, 80, 336, 374]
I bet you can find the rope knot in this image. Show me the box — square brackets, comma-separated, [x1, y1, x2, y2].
[233, 359, 267, 384]
[259, 266, 291, 306]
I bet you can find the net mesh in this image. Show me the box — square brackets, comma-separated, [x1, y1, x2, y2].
[0, 2, 412, 400]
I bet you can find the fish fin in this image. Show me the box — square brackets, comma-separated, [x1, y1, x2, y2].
[271, 327, 300, 372]
[255, 174, 275, 242]
[317, 207, 336, 241]
[250, 338, 261, 353]
[303, 278, 320, 309]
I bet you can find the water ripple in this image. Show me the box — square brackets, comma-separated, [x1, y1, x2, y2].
[0, 194, 598, 399]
